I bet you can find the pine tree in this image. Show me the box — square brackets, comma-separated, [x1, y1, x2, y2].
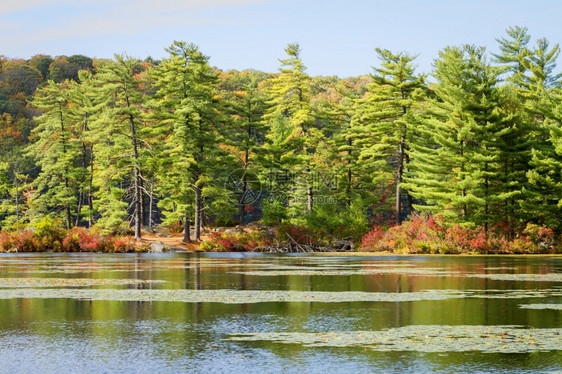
[525, 89, 562, 231]
[220, 71, 269, 224]
[93, 55, 148, 239]
[352, 48, 425, 224]
[66, 70, 107, 227]
[493, 25, 531, 86]
[327, 80, 373, 207]
[494, 27, 562, 231]
[149, 42, 226, 241]
[405, 45, 521, 231]
[263, 43, 317, 219]
[27, 80, 83, 229]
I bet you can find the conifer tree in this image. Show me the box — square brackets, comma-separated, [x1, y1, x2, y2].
[221, 72, 269, 224]
[66, 70, 107, 227]
[149, 42, 225, 241]
[352, 49, 425, 224]
[493, 26, 531, 86]
[327, 82, 373, 207]
[93, 55, 147, 239]
[263, 43, 317, 218]
[494, 27, 562, 231]
[406, 45, 525, 231]
[525, 89, 562, 231]
[27, 80, 83, 229]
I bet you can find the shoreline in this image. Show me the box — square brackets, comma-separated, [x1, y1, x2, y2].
[1, 249, 561, 257]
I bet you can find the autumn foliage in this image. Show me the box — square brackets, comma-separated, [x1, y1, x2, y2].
[0, 218, 137, 253]
[360, 216, 561, 254]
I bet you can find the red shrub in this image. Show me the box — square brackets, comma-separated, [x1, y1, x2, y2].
[13, 230, 38, 252]
[62, 227, 84, 251]
[360, 226, 386, 251]
[111, 237, 136, 252]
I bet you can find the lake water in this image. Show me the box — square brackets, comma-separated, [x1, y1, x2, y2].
[0, 253, 560, 373]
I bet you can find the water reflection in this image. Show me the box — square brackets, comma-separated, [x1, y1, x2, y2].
[0, 253, 560, 373]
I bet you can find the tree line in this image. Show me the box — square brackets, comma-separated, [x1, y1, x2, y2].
[0, 26, 560, 242]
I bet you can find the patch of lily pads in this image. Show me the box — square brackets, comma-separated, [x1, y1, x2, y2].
[0, 287, 561, 303]
[0, 278, 163, 288]
[468, 273, 562, 282]
[232, 268, 562, 282]
[233, 268, 462, 277]
[227, 325, 562, 353]
[518, 304, 562, 310]
[0, 289, 467, 303]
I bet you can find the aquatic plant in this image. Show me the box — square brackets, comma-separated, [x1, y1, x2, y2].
[227, 325, 562, 353]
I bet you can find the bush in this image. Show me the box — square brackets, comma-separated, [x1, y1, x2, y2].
[110, 236, 137, 252]
[1, 225, 141, 253]
[359, 216, 559, 254]
[303, 198, 371, 243]
[12, 230, 38, 252]
[33, 217, 66, 251]
[201, 231, 272, 252]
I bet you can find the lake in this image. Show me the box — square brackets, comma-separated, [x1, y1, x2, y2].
[0, 253, 560, 373]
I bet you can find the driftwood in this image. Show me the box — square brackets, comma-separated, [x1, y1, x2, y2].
[251, 234, 354, 253]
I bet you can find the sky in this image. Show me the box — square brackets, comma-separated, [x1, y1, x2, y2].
[1, 0, 561, 77]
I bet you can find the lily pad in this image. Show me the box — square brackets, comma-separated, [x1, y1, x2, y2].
[0, 288, 467, 303]
[227, 325, 562, 353]
[0, 277, 163, 288]
[518, 304, 562, 310]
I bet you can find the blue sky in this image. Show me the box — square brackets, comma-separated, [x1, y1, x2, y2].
[1, 0, 561, 77]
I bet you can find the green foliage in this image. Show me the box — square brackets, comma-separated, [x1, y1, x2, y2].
[304, 198, 370, 241]
[261, 199, 288, 226]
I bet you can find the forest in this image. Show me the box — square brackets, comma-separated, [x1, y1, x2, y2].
[0, 26, 560, 254]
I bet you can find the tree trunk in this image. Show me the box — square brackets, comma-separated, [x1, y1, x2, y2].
[307, 185, 313, 212]
[75, 191, 83, 227]
[183, 211, 191, 243]
[128, 112, 142, 241]
[396, 136, 405, 225]
[125, 82, 142, 240]
[239, 148, 249, 225]
[347, 139, 352, 207]
[14, 166, 19, 220]
[239, 178, 246, 225]
[148, 179, 154, 228]
[64, 177, 72, 230]
[88, 146, 94, 228]
[460, 140, 467, 218]
[140, 179, 146, 226]
[133, 167, 142, 240]
[194, 185, 202, 241]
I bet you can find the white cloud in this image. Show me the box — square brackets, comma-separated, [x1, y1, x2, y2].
[0, 0, 269, 15]
[0, 0, 272, 54]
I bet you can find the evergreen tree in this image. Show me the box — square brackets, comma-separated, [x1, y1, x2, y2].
[66, 70, 107, 227]
[220, 71, 269, 224]
[406, 45, 526, 232]
[493, 25, 531, 86]
[93, 55, 148, 239]
[27, 80, 83, 229]
[525, 89, 562, 231]
[263, 43, 317, 219]
[352, 48, 425, 224]
[149, 41, 226, 241]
